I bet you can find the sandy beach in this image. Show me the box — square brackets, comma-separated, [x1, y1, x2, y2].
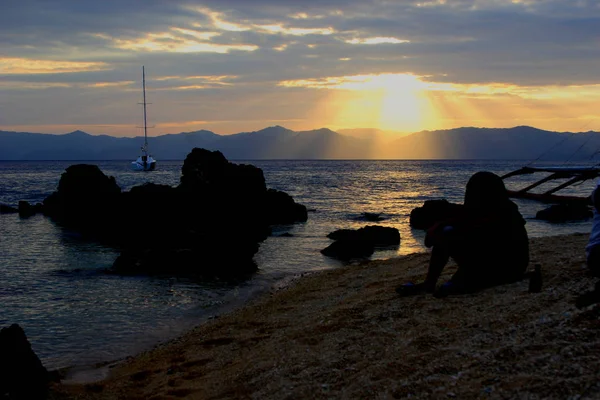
[52, 233, 600, 399]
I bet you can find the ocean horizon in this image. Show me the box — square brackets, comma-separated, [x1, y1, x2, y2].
[0, 159, 594, 370]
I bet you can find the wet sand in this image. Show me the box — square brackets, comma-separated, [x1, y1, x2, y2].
[52, 233, 600, 399]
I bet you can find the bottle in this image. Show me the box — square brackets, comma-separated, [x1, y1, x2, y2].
[529, 264, 542, 293]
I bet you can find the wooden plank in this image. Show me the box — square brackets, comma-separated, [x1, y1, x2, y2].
[502, 165, 600, 204]
[544, 176, 589, 195]
[517, 173, 563, 193]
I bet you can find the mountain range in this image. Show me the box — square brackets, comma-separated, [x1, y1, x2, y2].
[2, 125, 600, 161]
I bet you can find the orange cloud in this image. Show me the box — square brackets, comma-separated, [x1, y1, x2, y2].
[0, 58, 110, 74]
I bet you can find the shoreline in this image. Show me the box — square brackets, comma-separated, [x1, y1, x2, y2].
[53, 232, 600, 398]
[52, 270, 325, 384]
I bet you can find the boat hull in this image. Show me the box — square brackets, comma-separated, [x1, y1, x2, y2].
[131, 158, 157, 171]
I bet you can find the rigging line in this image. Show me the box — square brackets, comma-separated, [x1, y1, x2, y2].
[526, 132, 576, 166]
[562, 131, 596, 166]
[527, 118, 597, 167]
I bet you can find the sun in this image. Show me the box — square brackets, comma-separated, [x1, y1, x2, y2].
[373, 74, 429, 131]
[329, 73, 433, 131]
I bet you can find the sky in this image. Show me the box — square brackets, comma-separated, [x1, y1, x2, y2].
[2, 0, 600, 137]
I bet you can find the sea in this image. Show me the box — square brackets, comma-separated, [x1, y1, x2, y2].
[0, 160, 594, 371]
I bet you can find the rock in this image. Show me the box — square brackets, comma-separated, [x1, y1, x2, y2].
[0, 324, 49, 399]
[179, 148, 266, 196]
[323, 226, 399, 260]
[18, 201, 37, 217]
[264, 189, 308, 225]
[0, 203, 18, 214]
[410, 199, 465, 230]
[355, 212, 386, 222]
[321, 239, 375, 260]
[42, 164, 121, 230]
[279, 233, 294, 237]
[41, 150, 307, 279]
[327, 229, 357, 241]
[536, 204, 593, 223]
[327, 225, 400, 247]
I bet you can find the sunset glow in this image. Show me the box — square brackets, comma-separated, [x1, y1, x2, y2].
[1, 1, 600, 136]
[0, 58, 109, 74]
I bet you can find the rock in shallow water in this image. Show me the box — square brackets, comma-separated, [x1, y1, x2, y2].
[0, 324, 49, 400]
[41, 149, 308, 279]
[536, 204, 592, 223]
[0, 203, 18, 214]
[17, 201, 43, 218]
[327, 225, 400, 246]
[321, 239, 375, 260]
[322, 225, 400, 260]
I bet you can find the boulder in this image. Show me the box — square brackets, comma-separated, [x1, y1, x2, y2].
[0, 324, 49, 399]
[321, 239, 375, 261]
[410, 199, 465, 230]
[179, 148, 266, 196]
[322, 226, 400, 261]
[42, 164, 121, 230]
[18, 201, 37, 217]
[0, 203, 18, 214]
[40, 149, 307, 279]
[355, 212, 386, 222]
[327, 226, 400, 247]
[264, 189, 308, 225]
[536, 204, 593, 223]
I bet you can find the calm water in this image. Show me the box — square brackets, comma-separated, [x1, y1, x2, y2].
[0, 160, 594, 370]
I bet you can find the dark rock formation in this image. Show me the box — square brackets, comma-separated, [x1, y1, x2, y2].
[264, 189, 308, 225]
[322, 225, 400, 261]
[321, 239, 375, 261]
[43, 164, 121, 231]
[327, 226, 400, 247]
[180, 148, 266, 195]
[536, 203, 593, 223]
[355, 212, 386, 222]
[41, 149, 307, 279]
[0, 203, 18, 214]
[0, 324, 49, 399]
[409, 199, 465, 230]
[17, 201, 43, 218]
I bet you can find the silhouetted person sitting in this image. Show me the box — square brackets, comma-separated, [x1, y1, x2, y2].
[397, 171, 529, 297]
[585, 181, 600, 277]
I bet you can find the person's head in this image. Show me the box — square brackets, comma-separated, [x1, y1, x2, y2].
[464, 171, 509, 210]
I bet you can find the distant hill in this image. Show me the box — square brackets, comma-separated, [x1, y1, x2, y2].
[383, 126, 600, 160]
[1, 125, 600, 160]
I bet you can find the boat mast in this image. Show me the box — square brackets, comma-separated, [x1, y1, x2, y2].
[142, 66, 148, 151]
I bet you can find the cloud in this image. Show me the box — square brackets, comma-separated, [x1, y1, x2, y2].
[2, 0, 600, 134]
[346, 37, 409, 45]
[0, 58, 110, 74]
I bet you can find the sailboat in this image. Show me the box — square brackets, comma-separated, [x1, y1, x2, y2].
[131, 66, 157, 171]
